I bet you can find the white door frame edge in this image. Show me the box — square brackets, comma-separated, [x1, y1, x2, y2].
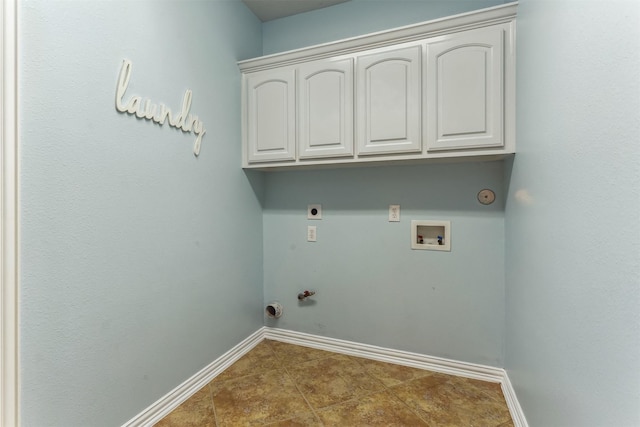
[1, 0, 20, 425]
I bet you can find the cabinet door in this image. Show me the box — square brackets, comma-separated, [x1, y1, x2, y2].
[298, 58, 354, 159]
[356, 45, 422, 155]
[426, 25, 504, 151]
[245, 68, 296, 163]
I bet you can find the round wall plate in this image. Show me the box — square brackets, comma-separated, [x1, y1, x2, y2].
[477, 189, 496, 205]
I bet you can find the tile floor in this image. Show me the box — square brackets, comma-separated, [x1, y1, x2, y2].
[156, 340, 514, 426]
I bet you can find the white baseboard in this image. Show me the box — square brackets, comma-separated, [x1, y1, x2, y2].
[122, 326, 528, 427]
[121, 328, 264, 427]
[500, 369, 529, 427]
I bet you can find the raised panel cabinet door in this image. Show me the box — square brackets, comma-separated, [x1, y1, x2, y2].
[426, 25, 505, 151]
[298, 58, 354, 159]
[356, 45, 422, 155]
[245, 68, 296, 163]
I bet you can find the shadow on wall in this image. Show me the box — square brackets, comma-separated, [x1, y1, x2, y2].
[262, 160, 508, 213]
[244, 169, 267, 208]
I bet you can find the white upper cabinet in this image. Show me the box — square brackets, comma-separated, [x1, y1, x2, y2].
[298, 58, 354, 159]
[239, 3, 516, 169]
[426, 25, 506, 151]
[357, 45, 422, 155]
[244, 68, 296, 163]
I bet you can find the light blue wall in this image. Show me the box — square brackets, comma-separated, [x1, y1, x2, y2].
[264, 163, 506, 365]
[505, 1, 640, 426]
[21, 0, 640, 425]
[262, 0, 506, 54]
[19, 1, 263, 425]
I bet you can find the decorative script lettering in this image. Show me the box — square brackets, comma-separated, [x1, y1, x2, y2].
[115, 59, 206, 156]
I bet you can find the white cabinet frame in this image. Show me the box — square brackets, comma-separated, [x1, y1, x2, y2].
[240, 3, 517, 170]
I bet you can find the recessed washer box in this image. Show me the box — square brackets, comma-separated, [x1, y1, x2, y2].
[411, 220, 451, 251]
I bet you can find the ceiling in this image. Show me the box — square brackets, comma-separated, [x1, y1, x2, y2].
[242, 0, 351, 22]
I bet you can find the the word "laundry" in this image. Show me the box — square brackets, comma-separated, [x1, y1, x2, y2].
[115, 59, 207, 156]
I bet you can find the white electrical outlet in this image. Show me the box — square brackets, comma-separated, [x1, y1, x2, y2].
[389, 205, 400, 222]
[307, 226, 317, 242]
[308, 204, 322, 220]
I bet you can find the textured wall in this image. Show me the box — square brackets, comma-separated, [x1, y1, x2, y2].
[504, 1, 640, 425]
[263, 163, 506, 366]
[18, 1, 263, 425]
[262, 0, 506, 54]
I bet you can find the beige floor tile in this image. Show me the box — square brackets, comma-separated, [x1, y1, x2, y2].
[154, 386, 215, 427]
[266, 340, 335, 366]
[211, 368, 310, 426]
[390, 373, 512, 426]
[211, 341, 279, 384]
[316, 390, 429, 426]
[447, 376, 505, 401]
[286, 354, 385, 409]
[389, 373, 464, 425]
[440, 377, 512, 425]
[355, 357, 434, 387]
[498, 418, 516, 427]
[263, 410, 323, 426]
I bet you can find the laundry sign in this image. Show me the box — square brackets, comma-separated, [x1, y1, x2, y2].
[115, 59, 206, 156]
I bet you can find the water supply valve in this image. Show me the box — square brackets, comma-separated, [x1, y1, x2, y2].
[297, 290, 316, 301]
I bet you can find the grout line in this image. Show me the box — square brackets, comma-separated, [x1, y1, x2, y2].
[384, 388, 432, 426]
[307, 388, 379, 416]
[351, 357, 432, 426]
[209, 341, 282, 390]
[207, 383, 220, 427]
[267, 340, 391, 425]
[477, 382, 510, 404]
[284, 343, 430, 424]
[264, 340, 326, 426]
[351, 350, 513, 424]
[282, 363, 325, 426]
